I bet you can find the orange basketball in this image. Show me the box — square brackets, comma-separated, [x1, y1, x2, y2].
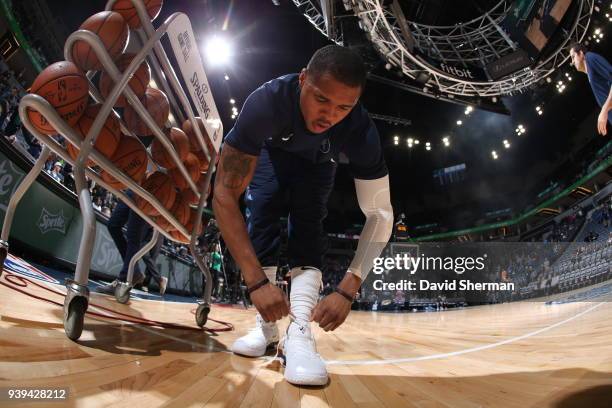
[152, 215, 176, 232]
[101, 136, 148, 190]
[169, 229, 190, 244]
[124, 87, 169, 136]
[111, 0, 163, 29]
[151, 127, 190, 169]
[66, 104, 122, 164]
[169, 152, 200, 190]
[136, 171, 176, 216]
[27, 61, 89, 135]
[182, 117, 215, 154]
[99, 53, 151, 108]
[170, 193, 190, 225]
[191, 149, 210, 172]
[182, 183, 211, 206]
[184, 208, 203, 236]
[66, 143, 93, 167]
[72, 11, 129, 71]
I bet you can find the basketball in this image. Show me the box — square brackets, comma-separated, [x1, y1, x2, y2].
[182, 183, 211, 206]
[152, 215, 175, 233]
[170, 193, 190, 225]
[191, 148, 211, 172]
[182, 117, 215, 154]
[111, 0, 163, 29]
[184, 208, 203, 236]
[71, 11, 129, 72]
[66, 104, 122, 164]
[136, 171, 176, 216]
[123, 87, 169, 136]
[99, 53, 151, 108]
[169, 152, 200, 190]
[100, 136, 148, 190]
[169, 229, 190, 244]
[27, 61, 89, 135]
[151, 127, 190, 169]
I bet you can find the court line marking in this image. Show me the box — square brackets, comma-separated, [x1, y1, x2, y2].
[324, 301, 606, 366]
[17, 273, 603, 365]
[106, 301, 607, 366]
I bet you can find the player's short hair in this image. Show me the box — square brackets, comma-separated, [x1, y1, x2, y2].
[306, 45, 367, 89]
[568, 42, 588, 55]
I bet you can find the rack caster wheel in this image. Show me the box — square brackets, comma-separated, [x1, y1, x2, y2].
[64, 297, 87, 340]
[195, 303, 210, 327]
[64, 280, 89, 341]
[115, 282, 131, 304]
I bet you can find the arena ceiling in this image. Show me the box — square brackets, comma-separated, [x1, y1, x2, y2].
[46, 0, 610, 232]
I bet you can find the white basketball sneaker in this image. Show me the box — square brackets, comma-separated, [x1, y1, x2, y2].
[282, 320, 328, 385]
[231, 313, 279, 357]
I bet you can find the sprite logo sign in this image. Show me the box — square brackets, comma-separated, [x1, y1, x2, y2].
[0, 159, 26, 213]
[37, 208, 67, 235]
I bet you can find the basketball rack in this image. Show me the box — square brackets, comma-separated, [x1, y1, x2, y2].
[0, 0, 223, 340]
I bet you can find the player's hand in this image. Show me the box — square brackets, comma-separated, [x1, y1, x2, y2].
[311, 292, 352, 331]
[249, 283, 290, 322]
[597, 108, 609, 136]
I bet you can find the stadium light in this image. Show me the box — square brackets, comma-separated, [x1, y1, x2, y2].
[224, 74, 230, 81]
[205, 35, 233, 66]
[230, 98, 235, 104]
[456, 120, 463, 126]
[556, 80, 567, 93]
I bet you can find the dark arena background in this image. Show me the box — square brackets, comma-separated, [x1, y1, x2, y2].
[0, 0, 610, 406]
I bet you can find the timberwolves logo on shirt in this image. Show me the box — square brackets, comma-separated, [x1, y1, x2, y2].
[320, 138, 331, 154]
[3, 254, 60, 284]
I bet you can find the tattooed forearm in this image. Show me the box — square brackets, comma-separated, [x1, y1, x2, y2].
[221, 147, 254, 189]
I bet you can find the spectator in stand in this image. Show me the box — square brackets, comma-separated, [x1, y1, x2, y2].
[48, 162, 64, 183]
[92, 197, 102, 212]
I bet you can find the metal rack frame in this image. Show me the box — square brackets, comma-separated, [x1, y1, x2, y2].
[0, 0, 222, 340]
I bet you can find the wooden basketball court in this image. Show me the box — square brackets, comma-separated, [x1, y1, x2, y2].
[1, 271, 611, 407]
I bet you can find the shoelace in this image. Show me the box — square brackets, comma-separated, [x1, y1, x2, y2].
[268, 313, 321, 367]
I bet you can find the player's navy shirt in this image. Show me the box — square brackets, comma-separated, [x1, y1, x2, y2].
[585, 52, 612, 124]
[224, 74, 388, 179]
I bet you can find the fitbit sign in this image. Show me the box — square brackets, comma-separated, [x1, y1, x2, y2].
[439, 63, 477, 79]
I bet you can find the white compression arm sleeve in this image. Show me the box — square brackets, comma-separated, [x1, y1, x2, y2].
[346, 175, 394, 281]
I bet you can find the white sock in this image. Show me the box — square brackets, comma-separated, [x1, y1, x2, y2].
[289, 267, 322, 325]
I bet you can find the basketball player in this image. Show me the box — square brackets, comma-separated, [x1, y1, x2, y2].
[569, 43, 611, 136]
[213, 45, 393, 385]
